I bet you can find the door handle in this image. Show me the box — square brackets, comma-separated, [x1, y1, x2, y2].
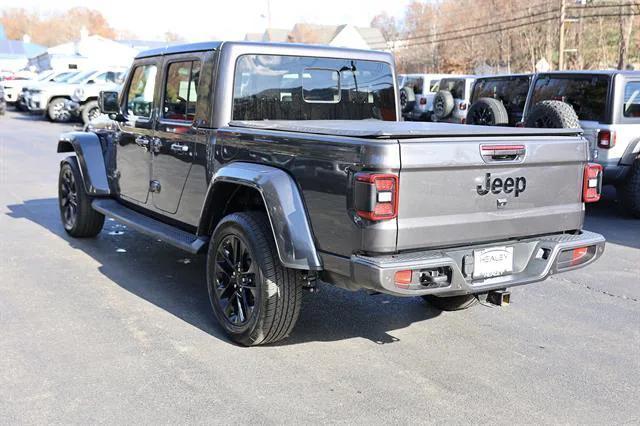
[170, 143, 189, 154]
[135, 136, 150, 150]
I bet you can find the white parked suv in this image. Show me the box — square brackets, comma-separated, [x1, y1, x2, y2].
[431, 76, 476, 124]
[25, 69, 125, 122]
[398, 73, 450, 121]
[64, 72, 124, 125]
[3, 70, 76, 109]
[523, 71, 640, 217]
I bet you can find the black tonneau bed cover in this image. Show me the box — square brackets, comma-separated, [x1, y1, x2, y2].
[229, 120, 583, 139]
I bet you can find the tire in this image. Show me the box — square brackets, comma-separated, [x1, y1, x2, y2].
[422, 294, 478, 311]
[58, 157, 105, 237]
[47, 97, 71, 122]
[467, 97, 509, 126]
[400, 86, 416, 114]
[524, 100, 580, 129]
[206, 212, 303, 346]
[81, 100, 101, 125]
[620, 159, 640, 218]
[432, 90, 454, 119]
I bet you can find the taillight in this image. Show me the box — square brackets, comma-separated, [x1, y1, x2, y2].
[597, 130, 615, 149]
[419, 98, 427, 105]
[354, 173, 399, 221]
[459, 102, 467, 111]
[583, 163, 603, 203]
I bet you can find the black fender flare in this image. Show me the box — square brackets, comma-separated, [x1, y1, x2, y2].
[198, 162, 322, 271]
[621, 137, 640, 166]
[57, 132, 110, 196]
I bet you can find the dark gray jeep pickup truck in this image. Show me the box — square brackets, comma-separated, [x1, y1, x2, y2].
[56, 42, 605, 345]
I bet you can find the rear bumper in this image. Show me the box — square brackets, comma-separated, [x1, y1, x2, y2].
[340, 231, 605, 297]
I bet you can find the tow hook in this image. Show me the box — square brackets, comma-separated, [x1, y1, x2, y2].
[486, 289, 511, 306]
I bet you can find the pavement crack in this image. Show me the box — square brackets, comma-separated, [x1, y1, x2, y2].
[556, 276, 639, 303]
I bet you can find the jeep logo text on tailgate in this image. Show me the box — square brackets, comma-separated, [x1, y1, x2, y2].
[477, 173, 527, 197]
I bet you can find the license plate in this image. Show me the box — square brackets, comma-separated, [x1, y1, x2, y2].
[473, 246, 514, 279]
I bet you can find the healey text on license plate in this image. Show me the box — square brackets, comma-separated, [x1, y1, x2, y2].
[473, 246, 514, 279]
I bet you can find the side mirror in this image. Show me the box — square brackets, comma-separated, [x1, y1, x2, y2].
[98, 90, 120, 114]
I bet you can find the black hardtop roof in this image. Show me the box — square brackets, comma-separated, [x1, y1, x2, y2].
[229, 120, 582, 139]
[136, 41, 223, 59]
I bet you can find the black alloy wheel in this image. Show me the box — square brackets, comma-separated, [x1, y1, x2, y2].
[59, 166, 79, 230]
[213, 234, 258, 326]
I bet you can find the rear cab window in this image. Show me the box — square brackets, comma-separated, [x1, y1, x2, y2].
[623, 81, 640, 119]
[439, 78, 466, 99]
[232, 54, 396, 121]
[472, 76, 531, 115]
[531, 74, 610, 122]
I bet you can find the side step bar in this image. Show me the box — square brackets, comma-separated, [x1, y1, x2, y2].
[92, 199, 209, 254]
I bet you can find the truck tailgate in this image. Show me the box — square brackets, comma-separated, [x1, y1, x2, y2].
[397, 135, 588, 251]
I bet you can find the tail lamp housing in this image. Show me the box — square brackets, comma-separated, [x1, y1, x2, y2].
[597, 130, 615, 149]
[419, 97, 427, 105]
[354, 173, 399, 221]
[583, 163, 603, 203]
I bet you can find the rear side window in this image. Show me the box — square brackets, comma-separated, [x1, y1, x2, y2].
[162, 60, 201, 121]
[531, 75, 609, 122]
[232, 54, 396, 121]
[403, 77, 424, 95]
[623, 81, 640, 118]
[126, 64, 157, 118]
[439, 79, 466, 99]
[472, 77, 530, 113]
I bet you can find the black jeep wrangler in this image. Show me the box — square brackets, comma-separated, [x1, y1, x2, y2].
[57, 42, 604, 345]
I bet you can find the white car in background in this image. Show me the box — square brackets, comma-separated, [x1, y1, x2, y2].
[65, 73, 124, 125]
[24, 69, 126, 122]
[398, 73, 450, 121]
[3, 70, 76, 109]
[431, 75, 476, 124]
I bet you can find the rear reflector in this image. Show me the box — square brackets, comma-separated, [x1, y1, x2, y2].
[395, 270, 412, 288]
[583, 163, 603, 203]
[557, 245, 597, 270]
[355, 173, 399, 221]
[597, 130, 616, 149]
[459, 103, 467, 111]
[571, 247, 589, 266]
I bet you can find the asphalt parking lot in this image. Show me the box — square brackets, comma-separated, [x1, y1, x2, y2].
[1, 109, 638, 424]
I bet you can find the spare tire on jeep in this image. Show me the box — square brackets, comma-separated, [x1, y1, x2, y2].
[467, 97, 509, 126]
[433, 90, 455, 119]
[524, 100, 580, 129]
[400, 86, 416, 114]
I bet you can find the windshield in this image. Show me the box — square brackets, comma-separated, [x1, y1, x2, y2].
[233, 54, 396, 121]
[531, 75, 610, 122]
[472, 76, 531, 115]
[51, 72, 78, 83]
[67, 70, 97, 84]
[36, 71, 55, 81]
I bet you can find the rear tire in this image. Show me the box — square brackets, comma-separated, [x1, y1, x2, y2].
[467, 97, 509, 126]
[207, 212, 303, 346]
[58, 157, 105, 237]
[620, 159, 640, 218]
[524, 100, 580, 129]
[422, 294, 477, 311]
[400, 86, 416, 114]
[433, 90, 454, 120]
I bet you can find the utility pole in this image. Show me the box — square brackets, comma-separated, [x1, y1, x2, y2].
[558, 0, 566, 70]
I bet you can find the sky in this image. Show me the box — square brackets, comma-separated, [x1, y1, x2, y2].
[3, 0, 412, 41]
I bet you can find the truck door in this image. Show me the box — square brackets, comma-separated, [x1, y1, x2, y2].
[151, 57, 202, 214]
[116, 61, 159, 204]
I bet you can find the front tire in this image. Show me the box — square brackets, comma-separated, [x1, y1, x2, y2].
[207, 212, 302, 346]
[81, 100, 100, 125]
[58, 157, 105, 237]
[422, 294, 477, 311]
[48, 97, 71, 122]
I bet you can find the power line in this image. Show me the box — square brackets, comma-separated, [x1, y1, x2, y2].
[394, 11, 638, 49]
[389, 1, 558, 43]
